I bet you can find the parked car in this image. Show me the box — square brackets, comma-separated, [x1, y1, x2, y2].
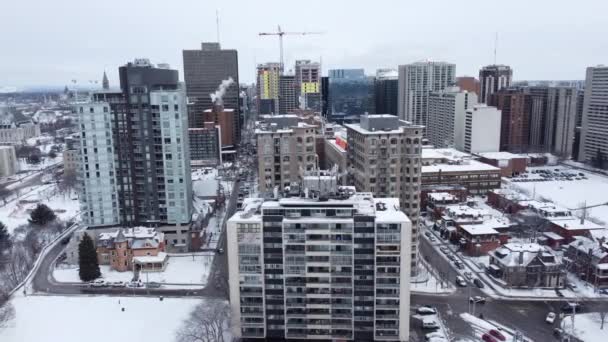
[424, 231, 432, 238]
[469, 296, 486, 304]
[89, 279, 107, 288]
[109, 281, 126, 288]
[482, 333, 498, 342]
[422, 317, 439, 329]
[561, 302, 582, 313]
[417, 306, 437, 315]
[545, 312, 556, 324]
[429, 236, 436, 242]
[217, 248, 224, 254]
[447, 254, 456, 261]
[427, 338, 447, 342]
[146, 282, 162, 289]
[440, 246, 449, 254]
[488, 329, 506, 341]
[425, 332, 446, 341]
[126, 281, 143, 288]
[599, 289, 608, 295]
[473, 278, 485, 288]
[454, 260, 464, 269]
[456, 276, 467, 287]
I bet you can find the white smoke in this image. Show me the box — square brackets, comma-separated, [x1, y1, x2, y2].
[209, 77, 235, 106]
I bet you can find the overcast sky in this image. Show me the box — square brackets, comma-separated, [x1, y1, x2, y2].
[1, 0, 607, 87]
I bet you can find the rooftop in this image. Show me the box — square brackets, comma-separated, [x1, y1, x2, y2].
[459, 223, 499, 236]
[326, 139, 346, 153]
[549, 218, 605, 231]
[422, 159, 500, 173]
[477, 151, 525, 160]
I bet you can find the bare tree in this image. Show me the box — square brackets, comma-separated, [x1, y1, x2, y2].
[176, 300, 231, 342]
[3, 244, 33, 289]
[57, 169, 77, 196]
[0, 288, 15, 329]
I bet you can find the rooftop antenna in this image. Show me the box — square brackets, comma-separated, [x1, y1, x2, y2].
[493, 32, 498, 65]
[216, 9, 221, 44]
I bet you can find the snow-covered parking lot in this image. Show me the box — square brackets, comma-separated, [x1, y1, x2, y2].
[0, 295, 199, 342]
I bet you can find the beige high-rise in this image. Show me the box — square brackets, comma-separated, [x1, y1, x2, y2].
[345, 114, 423, 271]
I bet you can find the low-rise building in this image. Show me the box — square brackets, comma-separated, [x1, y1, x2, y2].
[96, 227, 166, 272]
[477, 151, 527, 177]
[0, 145, 18, 177]
[324, 137, 347, 184]
[549, 218, 605, 243]
[425, 192, 462, 218]
[489, 243, 565, 288]
[564, 236, 608, 288]
[62, 149, 79, 173]
[0, 121, 41, 144]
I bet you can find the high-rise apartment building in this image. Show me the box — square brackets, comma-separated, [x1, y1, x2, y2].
[479, 65, 512, 104]
[375, 69, 399, 116]
[256, 118, 319, 192]
[397, 61, 456, 126]
[546, 87, 578, 157]
[257, 62, 281, 114]
[578, 66, 608, 164]
[345, 114, 423, 271]
[462, 105, 502, 153]
[526, 86, 550, 150]
[489, 89, 530, 152]
[295, 60, 322, 111]
[279, 75, 298, 113]
[79, 60, 193, 250]
[227, 184, 412, 341]
[456, 76, 480, 96]
[183, 42, 240, 129]
[427, 87, 478, 148]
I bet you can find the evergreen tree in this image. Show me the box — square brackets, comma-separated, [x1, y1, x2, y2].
[48, 151, 57, 159]
[28, 204, 56, 226]
[0, 221, 10, 251]
[78, 233, 101, 282]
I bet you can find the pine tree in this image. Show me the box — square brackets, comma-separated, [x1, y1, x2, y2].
[78, 233, 101, 282]
[28, 204, 56, 226]
[0, 221, 10, 251]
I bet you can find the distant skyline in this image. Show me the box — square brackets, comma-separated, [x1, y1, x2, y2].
[1, 0, 607, 87]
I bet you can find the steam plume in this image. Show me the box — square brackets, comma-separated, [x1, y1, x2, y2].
[210, 77, 235, 105]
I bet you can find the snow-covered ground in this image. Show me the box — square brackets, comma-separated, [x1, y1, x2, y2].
[459, 312, 527, 342]
[54, 254, 214, 286]
[192, 168, 220, 197]
[507, 165, 608, 225]
[411, 260, 455, 294]
[0, 295, 199, 342]
[0, 184, 80, 234]
[561, 312, 607, 342]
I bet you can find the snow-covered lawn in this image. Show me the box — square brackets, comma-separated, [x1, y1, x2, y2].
[0, 184, 79, 234]
[54, 254, 214, 286]
[561, 312, 607, 342]
[507, 165, 608, 225]
[0, 295, 199, 342]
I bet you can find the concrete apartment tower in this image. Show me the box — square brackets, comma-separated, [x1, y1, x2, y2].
[479, 64, 512, 104]
[398, 61, 456, 126]
[278, 74, 298, 113]
[78, 59, 193, 251]
[345, 114, 423, 272]
[579, 66, 608, 165]
[182, 42, 240, 131]
[427, 86, 478, 148]
[227, 182, 412, 341]
[461, 104, 502, 153]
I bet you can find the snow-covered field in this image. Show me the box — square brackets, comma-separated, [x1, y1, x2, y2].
[0, 295, 199, 342]
[508, 165, 608, 225]
[561, 312, 607, 342]
[54, 254, 214, 286]
[0, 184, 79, 234]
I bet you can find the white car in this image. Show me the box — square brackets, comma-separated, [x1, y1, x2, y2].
[416, 306, 437, 315]
[546, 312, 556, 324]
[89, 279, 107, 288]
[422, 317, 439, 329]
[425, 331, 446, 341]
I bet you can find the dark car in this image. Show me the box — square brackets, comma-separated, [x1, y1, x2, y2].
[482, 333, 497, 342]
[489, 329, 506, 341]
[561, 302, 582, 313]
[473, 278, 485, 288]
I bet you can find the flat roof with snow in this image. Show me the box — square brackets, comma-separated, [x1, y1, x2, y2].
[423, 160, 500, 173]
[459, 223, 499, 235]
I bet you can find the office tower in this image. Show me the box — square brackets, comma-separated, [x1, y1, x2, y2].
[345, 114, 423, 272]
[256, 62, 281, 114]
[546, 87, 578, 157]
[398, 61, 456, 126]
[295, 60, 322, 111]
[427, 87, 478, 148]
[227, 182, 412, 341]
[327, 68, 374, 120]
[375, 69, 399, 116]
[578, 66, 608, 164]
[321, 76, 329, 117]
[462, 105, 502, 153]
[75, 102, 120, 227]
[183, 42, 240, 130]
[279, 75, 298, 113]
[489, 89, 530, 152]
[255, 117, 319, 192]
[188, 123, 221, 167]
[81, 60, 193, 249]
[102, 71, 109, 90]
[456, 76, 480, 96]
[526, 86, 550, 150]
[479, 65, 512, 104]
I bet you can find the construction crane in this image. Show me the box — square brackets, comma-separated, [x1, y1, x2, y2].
[258, 25, 324, 72]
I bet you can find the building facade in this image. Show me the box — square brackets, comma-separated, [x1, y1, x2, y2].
[546, 87, 578, 157]
[398, 61, 456, 126]
[456, 76, 480, 96]
[489, 89, 530, 152]
[0, 145, 18, 177]
[256, 63, 281, 114]
[462, 105, 501, 153]
[345, 114, 423, 271]
[374, 69, 399, 116]
[0, 122, 40, 145]
[227, 190, 412, 341]
[328, 68, 374, 120]
[182, 42, 240, 130]
[479, 65, 512, 104]
[295, 60, 322, 111]
[279, 75, 298, 114]
[578, 66, 608, 165]
[96, 227, 166, 272]
[188, 124, 221, 167]
[427, 87, 478, 148]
